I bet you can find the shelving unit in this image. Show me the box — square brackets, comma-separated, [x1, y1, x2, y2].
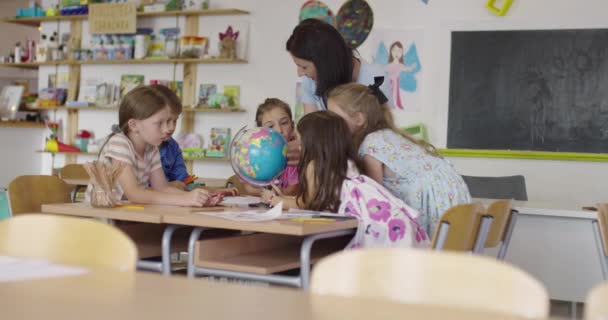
[0, 121, 46, 128]
[3, 8, 249, 27]
[4, 8, 249, 173]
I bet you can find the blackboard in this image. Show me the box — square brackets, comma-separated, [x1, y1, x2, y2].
[447, 29, 608, 154]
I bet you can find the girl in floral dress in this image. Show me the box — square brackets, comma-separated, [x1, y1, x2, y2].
[327, 79, 471, 236]
[267, 111, 428, 249]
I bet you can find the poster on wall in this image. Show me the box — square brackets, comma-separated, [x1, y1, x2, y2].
[368, 29, 423, 112]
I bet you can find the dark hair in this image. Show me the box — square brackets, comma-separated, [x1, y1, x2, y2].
[327, 83, 440, 157]
[255, 98, 293, 127]
[286, 18, 353, 102]
[388, 41, 404, 64]
[100, 85, 180, 155]
[296, 111, 360, 212]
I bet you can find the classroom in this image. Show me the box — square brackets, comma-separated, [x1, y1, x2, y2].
[0, 0, 607, 319]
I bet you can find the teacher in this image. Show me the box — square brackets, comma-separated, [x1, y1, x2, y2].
[286, 18, 392, 114]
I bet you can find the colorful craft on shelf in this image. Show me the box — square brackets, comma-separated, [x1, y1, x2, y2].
[44, 122, 81, 152]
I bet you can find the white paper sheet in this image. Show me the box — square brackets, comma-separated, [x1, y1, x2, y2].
[0, 256, 89, 282]
[199, 201, 283, 222]
[221, 196, 263, 206]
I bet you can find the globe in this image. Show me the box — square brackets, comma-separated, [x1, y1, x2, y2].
[230, 126, 288, 187]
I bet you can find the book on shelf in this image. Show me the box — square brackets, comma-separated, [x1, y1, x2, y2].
[198, 83, 217, 107]
[206, 127, 231, 158]
[120, 74, 145, 98]
[223, 85, 240, 108]
[150, 79, 183, 99]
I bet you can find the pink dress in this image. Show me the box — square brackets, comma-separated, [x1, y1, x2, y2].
[278, 165, 299, 189]
[338, 162, 429, 249]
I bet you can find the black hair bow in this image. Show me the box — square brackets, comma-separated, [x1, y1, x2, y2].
[368, 76, 388, 105]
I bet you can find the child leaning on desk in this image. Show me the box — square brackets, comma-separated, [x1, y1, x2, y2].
[243, 98, 300, 199]
[86, 85, 210, 207]
[266, 111, 429, 249]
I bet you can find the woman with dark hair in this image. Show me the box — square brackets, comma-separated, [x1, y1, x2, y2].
[286, 18, 391, 114]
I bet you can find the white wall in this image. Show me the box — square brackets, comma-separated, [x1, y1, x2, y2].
[15, 0, 608, 202]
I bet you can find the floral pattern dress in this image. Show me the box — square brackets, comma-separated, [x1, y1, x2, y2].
[338, 161, 430, 249]
[359, 129, 471, 236]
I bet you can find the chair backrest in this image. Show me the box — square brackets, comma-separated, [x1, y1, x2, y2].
[311, 248, 549, 319]
[585, 282, 608, 320]
[484, 199, 514, 248]
[7, 175, 72, 215]
[59, 164, 90, 180]
[431, 202, 485, 251]
[0, 214, 137, 271]
[462, 175, 528, 201]
[596, 204, 608, 257]
[226, 175, 246, 195]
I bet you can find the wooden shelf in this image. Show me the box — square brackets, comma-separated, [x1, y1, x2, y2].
[184, 107, 246, 113]
[37, 150, 230, 162]
[37, 150, 96, 156]
[3, 9, 250, 27]
[0, 121, 45, 128]
[184, 156, 230, 163]
[0, 58, 247, 69]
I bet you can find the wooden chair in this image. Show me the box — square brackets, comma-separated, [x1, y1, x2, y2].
[225, 175, 246, 195]
[475, 199, 518, 259]
[311, 248, 549, 319]
[0, 214, 137, 271]
[594, 204, 608, 279]
[431, 202, 488, 253]
[7, 175, 72, 216]
[59, 164, 90, 202]
[585, 281, 608, 320]
[462, 175, 528, 201]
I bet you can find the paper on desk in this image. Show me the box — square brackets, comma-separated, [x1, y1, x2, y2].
[198, 201, 283, 222]
[221, 196, 262, 206]
[0, 256, 88, 282]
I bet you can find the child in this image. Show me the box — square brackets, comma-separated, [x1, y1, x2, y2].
[326, 80, 471, 236]
[267, 111, 428, 249]
[242, 98, 299, 201]
[158, 86, 188, 191]
[89, 85, 209, 207]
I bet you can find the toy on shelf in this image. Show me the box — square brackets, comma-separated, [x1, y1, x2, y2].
[218, 26, 239, 59]
[177, 132, 205, 159]
[75, 130, 93, 152]
[44, 122, 81, 153]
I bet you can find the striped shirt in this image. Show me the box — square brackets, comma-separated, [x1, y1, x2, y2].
[101, 132, 162, 187]
[86, 133, 162, 203]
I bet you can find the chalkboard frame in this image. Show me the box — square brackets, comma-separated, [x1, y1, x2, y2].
[446, 28, 608, 161]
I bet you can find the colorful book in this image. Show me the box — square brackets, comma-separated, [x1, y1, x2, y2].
[206, 127, 231, 158]
[198, 83, 217, 107]
[223, 85, 240, 108]
[120, 74, 145, 98]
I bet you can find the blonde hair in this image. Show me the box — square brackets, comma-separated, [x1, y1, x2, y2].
[327, 83, 440, 157]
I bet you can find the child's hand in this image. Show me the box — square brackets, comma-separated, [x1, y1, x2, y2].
[185, 188, 210, 207]
[169, 180, 187, 191]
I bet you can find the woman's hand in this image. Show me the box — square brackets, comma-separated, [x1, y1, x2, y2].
[286, 138, 301, 166]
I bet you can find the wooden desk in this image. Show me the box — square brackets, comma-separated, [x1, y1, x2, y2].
[62, 177, 227, 188]
[475, 198, 604, 303]
[162, 210, 357, 288]
[0, 270, 539, 320]
[40, 203, 358, 287]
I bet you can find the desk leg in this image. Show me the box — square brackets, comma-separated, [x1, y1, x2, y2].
[299, 229, 355, 289]
[187, 227, 205, 278]
[161, 224, 181, 276]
